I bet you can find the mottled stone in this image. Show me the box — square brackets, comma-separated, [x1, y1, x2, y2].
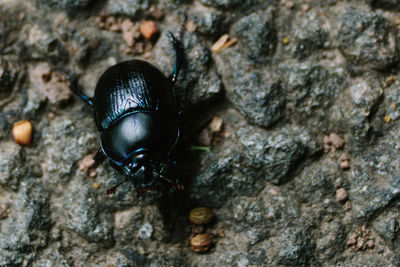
[0, 7, 22, 54]
[199, 0, 270, 9]
[238, 126, 306, 184]
[41, 115, 97, 181]
[275, 228, 311, 266]
[282, 65, 344, 129]
[315, 221, 345, 262]
[188, 5, 228, 36]
[232, 8, 277, 59]
[153, 30, 222, 106]
[289, 11, 328, 60]
[0, 141, 25, 190]
[0, 180, 50, 266]
[62, 176, 113, 244]
[214, 50, 285, 127]
[338, 7, 398, 69]
[103, 0, 155, 17]
[372, 211, 400, 247]
[35, 0, 93, 12]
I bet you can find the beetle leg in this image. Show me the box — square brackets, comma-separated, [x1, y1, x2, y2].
[59, 70, 94, 106]
[167, 32, 184, 85]
[93, 148, 106, 165]
[69, 77, 94, 107]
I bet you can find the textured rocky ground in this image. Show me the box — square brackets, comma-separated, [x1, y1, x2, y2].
[1, 0, 400, 266]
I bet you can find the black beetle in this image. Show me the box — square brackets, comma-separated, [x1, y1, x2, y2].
[70, 33, 184, 195]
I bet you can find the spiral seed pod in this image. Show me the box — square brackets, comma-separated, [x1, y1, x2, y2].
[189, 207, 214, 224]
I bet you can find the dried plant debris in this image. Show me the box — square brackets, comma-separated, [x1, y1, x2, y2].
[211, 34, 237, 53]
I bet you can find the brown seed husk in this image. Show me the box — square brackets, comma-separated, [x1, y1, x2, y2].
[190, 233, 213, 252]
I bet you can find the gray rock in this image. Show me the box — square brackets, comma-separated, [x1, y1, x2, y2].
[188, 5, 228, 36]
[0, 180, 50, 266]
[21, 23, 69, 63]
[33, 247, 70, 267]
[282, 65, 345, 129]
[347, 75, 383, 140]
[232, 8, 277, 59]
[199, 0, 270, 9]
[153, 30, 222, 105]
[34, 0, 92, 12]
[0, 7, 22, 54]
[237, 126, 306, 184]
[215, 50, 285, 127]
[189, 146, 252, 206]
[372, 211, 400, 248]
[0, 141, 25, 190]
[0, 60, 20, 100]
[41, 115, 97, 182]
[62, 176, 114, 244]
[349, 133, 400, 220]
[103, 0, 155, 17]
[290, 12, 328, 60]
[315, 221, 345, 262]
[275, 228, 311, 266]
[338, 7, 398, 70]
[295, 162, 337, 203]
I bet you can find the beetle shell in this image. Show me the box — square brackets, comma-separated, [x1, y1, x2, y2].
[92, 60, 180, 167]
[93, 60, 178, 131]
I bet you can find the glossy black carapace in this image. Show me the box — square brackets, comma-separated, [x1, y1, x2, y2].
[70, 33, 184, 195]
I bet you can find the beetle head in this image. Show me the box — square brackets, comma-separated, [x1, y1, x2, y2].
[107, 152, 178, 195]
[122, 153, 167, 187]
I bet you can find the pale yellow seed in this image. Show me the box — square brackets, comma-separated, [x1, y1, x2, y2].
[12, 120, 33, 145]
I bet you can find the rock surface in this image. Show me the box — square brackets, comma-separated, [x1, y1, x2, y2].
[0, 0, 400, 266]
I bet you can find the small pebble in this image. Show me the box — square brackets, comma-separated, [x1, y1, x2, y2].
[140, 20, 158, 40]
[343, 201, 351, 211]
[329, 133, 344, 149]
[336, 188, 348, 202]
[209, 116, 223, 133]
[285, 1, 294, 9]
[185, 21, 197, 33]
[269, 188, 278, 196]
[198, 128, 213, 146]
[340, 160, 350, 169]
[79, 154, 96, 173]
